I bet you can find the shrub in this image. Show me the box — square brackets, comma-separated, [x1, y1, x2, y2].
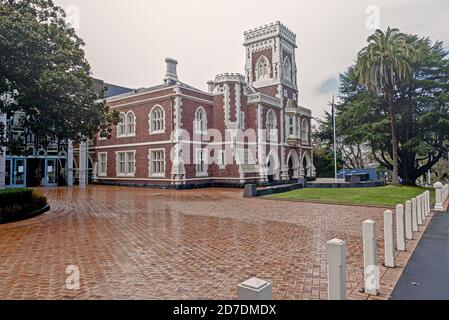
[0, 188, 48, 221]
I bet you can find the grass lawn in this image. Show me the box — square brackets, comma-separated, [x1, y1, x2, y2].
[267, 185, 435, 207]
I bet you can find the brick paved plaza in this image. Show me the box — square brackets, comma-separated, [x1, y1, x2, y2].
[0, 186, 391, 300]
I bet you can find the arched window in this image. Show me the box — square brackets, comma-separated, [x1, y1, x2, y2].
[149, 105, 165, 134]
[266, 109, 277, 141]
[194, 107, 207, 134]
[118, 113, 126, 137]
[301, 119, 310, 143]
[283, 56, 292, 83]
[288, 116, 295, 137]
[126, 111, 136, 136]
[256, 55, 271, 81]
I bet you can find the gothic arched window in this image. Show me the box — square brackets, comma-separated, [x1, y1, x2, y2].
[266, 109, 277, 142]
[149, 105, 165, 134]
[126, 111, 136, 136]
[301, 118, 310, 143]
[256, 55, 271, 81]
[283, 56, 292, 83]
[194, 107, 207, 134]
[118, 113, 126, 137]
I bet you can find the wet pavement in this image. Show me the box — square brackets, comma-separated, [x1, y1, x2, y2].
[391, 209, 449, 300]
[0, 186, 387, 300]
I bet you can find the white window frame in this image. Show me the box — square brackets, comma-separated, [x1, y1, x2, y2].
[115, 150, 136, 177]
[288, 116, 295, 137]
[148, 148, 166, 178]
[149, 105, 165, 135]
[218, 149, 226, 169]
[195, 148, 208, 177]
[266, 109, 277, 142]
[283, 56, 293, 84]
[126, 111, 136, 137]
[194, 107, 207, 135]
[255, 55, 271, 81]
[301, 118, 310, 144]
[117, 112, 127, 138]
[239, 111, 245, 130]
[98, 152, 108, 177]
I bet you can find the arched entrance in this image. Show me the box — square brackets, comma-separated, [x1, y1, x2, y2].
[301, 152, 312, 179]
[266, 150, 280, 183]
[287, 150, 300, 180]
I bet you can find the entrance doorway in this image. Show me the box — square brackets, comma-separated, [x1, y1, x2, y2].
[13, 158, 26, 187]
[5, 159, 11, 187]
[45, 159, 58, 187]
[288, 158, 294, 180]
[26, 158, 42, 187]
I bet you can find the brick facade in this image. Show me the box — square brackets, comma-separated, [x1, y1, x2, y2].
[92, 22, 315, 188]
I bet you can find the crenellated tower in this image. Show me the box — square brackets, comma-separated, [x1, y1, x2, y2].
[243, 21, 298, 98]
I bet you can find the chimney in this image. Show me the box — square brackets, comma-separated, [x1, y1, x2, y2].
[164, 58, 178, 84]
[207, 81, 215, 94]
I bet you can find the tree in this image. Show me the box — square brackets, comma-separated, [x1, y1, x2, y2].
[335, 35, 449, 185]
[0, 0, 118, 154]
[354, 27, 418, 184]
[312, 121, 345, 178]
[314, 110, 371, 170]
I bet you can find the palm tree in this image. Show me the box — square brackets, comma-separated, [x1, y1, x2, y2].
[354, 27, 418, 185]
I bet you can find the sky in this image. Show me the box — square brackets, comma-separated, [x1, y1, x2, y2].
[54, 0, 449, 119]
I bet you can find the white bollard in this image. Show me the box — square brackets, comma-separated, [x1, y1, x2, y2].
[396, 205, 406, 251]
[405, 201, 413, 240]
[412, 198, 418, 232]
[384, 211, 395, 267]
[326, 238, 347, 300]
[421, 194, 426, 221]
[434, 182, 444, 211]
[237, 278, 272, 300]
[423, 191, 428, 217]
[426, 191, 431, 216]
[416, 195, 423, 225]
[363, 220, 378, 295]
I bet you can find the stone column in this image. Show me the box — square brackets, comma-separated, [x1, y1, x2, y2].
[434, 182, 444, 211]
[0, 112, 6, 189]
[79, 141, 87, 188]
[67, 140, 74, 187]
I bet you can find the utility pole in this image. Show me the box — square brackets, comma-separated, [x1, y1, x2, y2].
[332, 96, 337, 183]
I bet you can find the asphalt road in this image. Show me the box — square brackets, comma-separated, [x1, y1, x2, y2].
[391, 209, 449, 300]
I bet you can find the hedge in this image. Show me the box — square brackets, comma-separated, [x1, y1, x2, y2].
[0, 188, 48, 222]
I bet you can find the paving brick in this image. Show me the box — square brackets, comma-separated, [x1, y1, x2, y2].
[0, 186, 427, 300]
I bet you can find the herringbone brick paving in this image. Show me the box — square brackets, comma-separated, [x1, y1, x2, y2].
[0, 186, 394, 300]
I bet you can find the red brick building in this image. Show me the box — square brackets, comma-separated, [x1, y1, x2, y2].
[91, 22, 315, 188]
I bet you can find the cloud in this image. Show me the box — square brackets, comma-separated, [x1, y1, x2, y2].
[316, 77, 339, 95]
